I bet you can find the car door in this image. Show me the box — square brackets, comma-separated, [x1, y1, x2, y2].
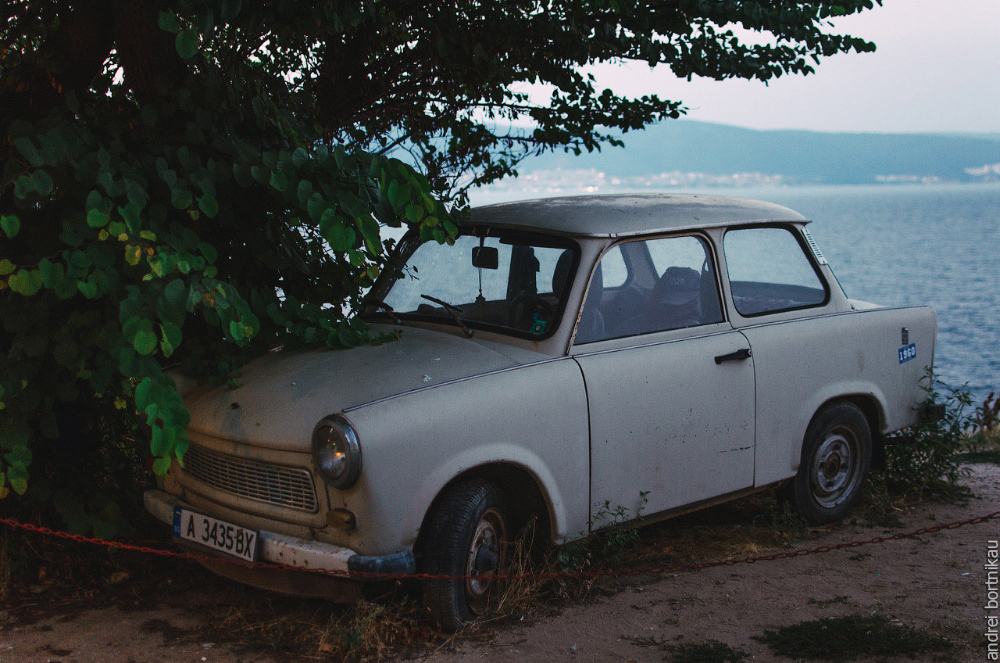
[720, 225, 839, 487]
[571, 234, 756, 529]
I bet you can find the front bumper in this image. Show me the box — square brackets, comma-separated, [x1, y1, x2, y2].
[144, 489, 415, 580]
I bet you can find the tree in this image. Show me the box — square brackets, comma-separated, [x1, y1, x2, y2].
[0, 0, 881, 532]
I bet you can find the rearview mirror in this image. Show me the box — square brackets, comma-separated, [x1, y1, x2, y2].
[472, 246, 499, 270]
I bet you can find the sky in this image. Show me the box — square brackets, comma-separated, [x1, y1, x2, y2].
[584, 0, 1000, 134]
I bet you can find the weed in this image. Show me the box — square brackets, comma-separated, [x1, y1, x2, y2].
[551, 491, 649, 600]
[625, 636, 748, 663]
[806, 595, 850, 607]
[666, 640, 749, 663]
[753, 613, 952, 661]
[884, 371, 977, 498]
[960, 449, 1000, 465]
[752, 501, 809, 545]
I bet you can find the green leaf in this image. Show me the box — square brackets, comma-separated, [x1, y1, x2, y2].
[124, 178, 149, 208]
[328, 224, 356, 253]
[1, 215, 20, 238]
[133, 329, 158, 355]
[86, 190, 103, 210]
[160, 321, 183, 357]
[296, 179, 313, 206]
[10, 477, 28, 495]
[198, 242, 218, 264]
[13, 175, 33, 199]
[175, 28, 200, 59]
[31, 170, 53, 197]
[233, 162, 253, 187]
[387, 179, 402, 209]
[158, 9, 181, 33]
[87, 209, 110, 228]
[0, 259, 15, 275]
[197, 194, 219, 218]
[118, 202, 141, 231]
[163, 279, 188, 310]
[357, 215, 380, 242]
[171, 187, 193, 209]
[76, 277, 98, 299]
[134, 377, 153, 410]
[337, 190, 368, 219]
[10, 269, 43, 296]
[292, 147, 308, 168]
[307, 193, 326, 222]
[229, 320, 245, 341]
[39, 258, 64, 288]
[125, 244, 143, 266]
[152, 457, 172, 475]
[269, 170, 289, 192]
[405, 203, 424, 224]
[13, 136, 44, 166]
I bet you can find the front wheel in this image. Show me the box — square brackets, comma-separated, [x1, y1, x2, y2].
[787, 402, 872, 525]
[418, 479, 509, 632]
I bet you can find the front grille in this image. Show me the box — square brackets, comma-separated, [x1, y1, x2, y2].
[182, 444, 319, 513]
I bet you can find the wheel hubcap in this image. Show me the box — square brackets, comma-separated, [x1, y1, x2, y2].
[464, 507, 506, 615]
[810, 427, 860, 508]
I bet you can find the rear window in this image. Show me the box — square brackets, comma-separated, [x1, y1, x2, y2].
[723, 227, 827, 316]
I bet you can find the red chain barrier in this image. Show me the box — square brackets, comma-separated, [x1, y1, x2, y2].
[2, 510, 999, 582]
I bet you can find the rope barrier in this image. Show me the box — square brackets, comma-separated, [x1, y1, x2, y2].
[2, 510, 999, 582]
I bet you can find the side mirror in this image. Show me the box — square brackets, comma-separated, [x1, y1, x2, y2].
[472, 246, 499, 270]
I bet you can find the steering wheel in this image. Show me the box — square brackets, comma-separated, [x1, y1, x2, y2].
[506, 293, 555, 329]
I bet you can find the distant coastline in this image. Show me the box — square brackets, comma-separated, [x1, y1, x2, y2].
[483, 120, 1000, 198]
[474, 167, 1000, 206]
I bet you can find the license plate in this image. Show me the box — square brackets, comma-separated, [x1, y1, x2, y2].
[173, 507, 259, 562]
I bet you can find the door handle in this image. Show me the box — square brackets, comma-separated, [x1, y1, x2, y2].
[714, 348, 752, 364]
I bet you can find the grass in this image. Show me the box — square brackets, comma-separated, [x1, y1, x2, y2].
[666, 640, 749, 663]
[626, 636, 749, 663]
[752, 613, 953, 661]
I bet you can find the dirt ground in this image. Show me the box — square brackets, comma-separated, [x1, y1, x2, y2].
[2, 463, 998, 663]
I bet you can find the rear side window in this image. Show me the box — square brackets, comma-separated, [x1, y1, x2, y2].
[723, 227, 827, 316]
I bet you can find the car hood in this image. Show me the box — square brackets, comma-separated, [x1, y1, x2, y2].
[184, 325, 521, 450]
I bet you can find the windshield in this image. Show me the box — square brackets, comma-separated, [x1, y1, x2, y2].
[369, 231, 579, 339]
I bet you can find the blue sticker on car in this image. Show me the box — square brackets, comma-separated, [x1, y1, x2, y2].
[898, 343, 916, 364]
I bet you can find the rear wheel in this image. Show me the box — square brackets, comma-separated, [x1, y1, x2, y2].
[419, 479, 509, 632]
[787, 402, 872, 525]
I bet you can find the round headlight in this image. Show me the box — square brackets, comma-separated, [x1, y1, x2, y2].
[312, 415, 361, 489]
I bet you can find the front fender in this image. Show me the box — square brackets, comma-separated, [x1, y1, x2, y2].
[333, 358, 591, 556]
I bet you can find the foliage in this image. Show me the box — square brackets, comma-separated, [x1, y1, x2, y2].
[966, 390, 1000, 452]
[884, 371, 977, 497]
[665, 640, 749, 663]
[2, 0, 884, 532]
[554, 490, 649, 593]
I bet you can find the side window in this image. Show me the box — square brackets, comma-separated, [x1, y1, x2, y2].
[723, 227, 827, 316]
[575, 235, 723, 343]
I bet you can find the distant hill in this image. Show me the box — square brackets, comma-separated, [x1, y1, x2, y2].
[515, 121, 1000, 185]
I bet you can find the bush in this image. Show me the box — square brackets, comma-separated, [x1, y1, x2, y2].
[884, 370, 976, 497]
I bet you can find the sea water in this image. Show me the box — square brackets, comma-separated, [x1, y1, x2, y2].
[471, 183, 1000, 403]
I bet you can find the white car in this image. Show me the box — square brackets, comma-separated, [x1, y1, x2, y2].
[145, 194, 936, 630]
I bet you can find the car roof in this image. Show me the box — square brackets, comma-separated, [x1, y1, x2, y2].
[469, 193, 809, 238]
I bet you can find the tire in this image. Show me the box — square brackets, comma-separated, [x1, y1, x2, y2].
[787, 402, 872, 525]
[418, 479, 509, 632]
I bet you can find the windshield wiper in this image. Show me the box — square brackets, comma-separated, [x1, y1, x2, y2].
[420, 294, 473, 337]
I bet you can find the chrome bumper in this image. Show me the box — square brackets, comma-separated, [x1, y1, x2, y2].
[143, 489, 415, 578]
